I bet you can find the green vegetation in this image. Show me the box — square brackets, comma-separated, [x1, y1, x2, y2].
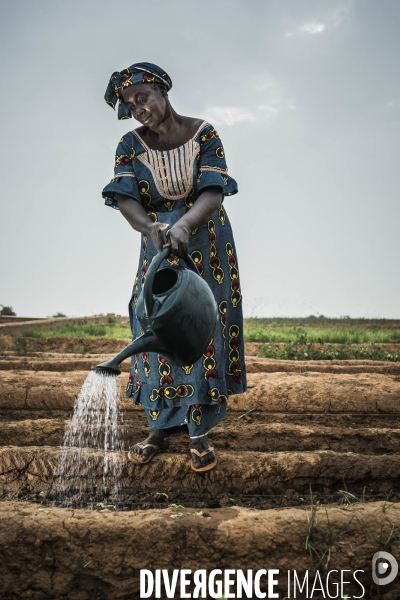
[13, 339, 27, 356]
[0, 305, 16, 316]
[338, 482, 367, 505]
[20, 322, 130, 338]
[293, 490, 353, 570]
[17, 317, 400, 343]
[244, 316, 400, 328]
[259, 341, 400, 362]
[245, 321, 400, 344]
[257, 327, 400, 362]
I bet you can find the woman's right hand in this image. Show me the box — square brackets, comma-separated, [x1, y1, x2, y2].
[116, 194, 170, 251]
[148, 222, 170, 252]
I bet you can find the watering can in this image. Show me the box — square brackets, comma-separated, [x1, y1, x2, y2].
[93, 243, 218, 376]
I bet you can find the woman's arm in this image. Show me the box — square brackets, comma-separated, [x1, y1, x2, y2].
[116, 186, 222, 257]
[168, 187, 222, 257]
[116, 194, 168, 251]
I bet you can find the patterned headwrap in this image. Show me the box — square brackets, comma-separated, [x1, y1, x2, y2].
[104, 62, 172, 120]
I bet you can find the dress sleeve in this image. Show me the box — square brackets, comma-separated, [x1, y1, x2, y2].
[195, 124, 238, 198]
[102, 133, 141, 210]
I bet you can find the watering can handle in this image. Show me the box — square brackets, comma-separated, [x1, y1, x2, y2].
[143, 229, 200, 317]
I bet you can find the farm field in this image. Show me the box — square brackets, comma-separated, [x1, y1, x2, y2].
[6, 316, 400, 362]
[0, 321, 400, 598]
[10, 316, 400, 341]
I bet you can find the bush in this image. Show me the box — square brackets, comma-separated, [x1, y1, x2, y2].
[0, 305, 16, 316]
[13, 339, 27, 355]
[21, 329, 46, 338]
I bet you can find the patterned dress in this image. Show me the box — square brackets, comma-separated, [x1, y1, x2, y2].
[102, 121, 247, 437]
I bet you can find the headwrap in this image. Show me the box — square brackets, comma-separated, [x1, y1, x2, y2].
[104, 62, 173, 120]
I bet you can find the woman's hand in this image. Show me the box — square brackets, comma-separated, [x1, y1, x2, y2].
[117, 188, 222, 258]
[168, 221, 191, 258]
[148, 222, 169, 252]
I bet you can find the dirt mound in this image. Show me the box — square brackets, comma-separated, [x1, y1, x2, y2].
[2, 354, 400, 375]
[0, 501, 399, 599]
[0, 356, 131, 373]
[0, 336, 132, 354]
[1, 371, 399, 415]
[1, 446, 399, 497]
[0, 337, 263, 356]
[246, 356, 400, 374]
[2, 419, 400, 456]
[244, 342, 263, 355]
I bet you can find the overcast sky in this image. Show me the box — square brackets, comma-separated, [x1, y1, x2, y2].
[1, 0, 399, 318]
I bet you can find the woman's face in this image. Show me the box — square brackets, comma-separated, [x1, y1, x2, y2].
[122, 84, 167, 129]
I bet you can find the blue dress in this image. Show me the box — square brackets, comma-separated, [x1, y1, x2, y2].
[102, 121, 247, 437]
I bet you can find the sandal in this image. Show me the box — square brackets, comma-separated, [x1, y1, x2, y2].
[128, 440, 169, 465]
[190, 446, 217, 473]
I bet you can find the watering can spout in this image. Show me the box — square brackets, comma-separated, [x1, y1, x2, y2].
[92, 330, 165, 376]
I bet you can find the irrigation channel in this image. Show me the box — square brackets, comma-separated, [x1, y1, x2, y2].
[0, 337, 400, 598]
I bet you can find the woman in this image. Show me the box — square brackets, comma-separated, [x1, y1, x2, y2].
[102, 62, 246, 472]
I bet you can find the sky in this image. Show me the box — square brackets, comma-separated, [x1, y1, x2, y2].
[0, 0, 399, 319]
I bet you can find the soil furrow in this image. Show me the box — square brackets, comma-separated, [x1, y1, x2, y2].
[1, 446, 399, 496]
[1, 371, 399, 414]
[0, 501, 399, 599]
[1, 354, 400, 374]
[3, 410, 400, 429]
[0, 359, 132, 373]
[0, 336, 132, 353]
[1, 419, 400, 454]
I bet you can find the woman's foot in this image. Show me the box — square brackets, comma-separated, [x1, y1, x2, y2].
[128, 430, 169, 464]
[189, 435, 217, 473]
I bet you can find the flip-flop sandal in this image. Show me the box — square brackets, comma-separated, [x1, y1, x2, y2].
[190, 446, 217, 473]
[128, 442, 168, 465]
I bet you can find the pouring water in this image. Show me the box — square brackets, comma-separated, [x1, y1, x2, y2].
[51, 370, 124, 508]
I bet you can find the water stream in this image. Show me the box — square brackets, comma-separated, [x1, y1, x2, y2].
[51, 371, 124, 507]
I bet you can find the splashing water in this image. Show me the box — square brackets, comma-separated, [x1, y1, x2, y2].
[52, 371, 124, 507]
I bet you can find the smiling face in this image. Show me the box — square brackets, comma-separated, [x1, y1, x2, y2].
[121, 83, 169, 129]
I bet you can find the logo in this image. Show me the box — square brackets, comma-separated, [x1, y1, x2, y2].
[372, 551, 398, 586]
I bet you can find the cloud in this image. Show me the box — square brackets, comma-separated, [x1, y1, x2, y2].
[203, 107, 257, 127]
[330, 5, 352, 27]
[285, 3, 352, 38]
[204, 102, 295, 127]
[386, 99, 400, 109]
[286, 21, 326, 37]
[300, 22, 326, 34]
[204, 76, 295, 127]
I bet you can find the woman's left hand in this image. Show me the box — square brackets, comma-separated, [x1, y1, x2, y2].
[166, 188, 222, 258]
[168, 221, 191, 258]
